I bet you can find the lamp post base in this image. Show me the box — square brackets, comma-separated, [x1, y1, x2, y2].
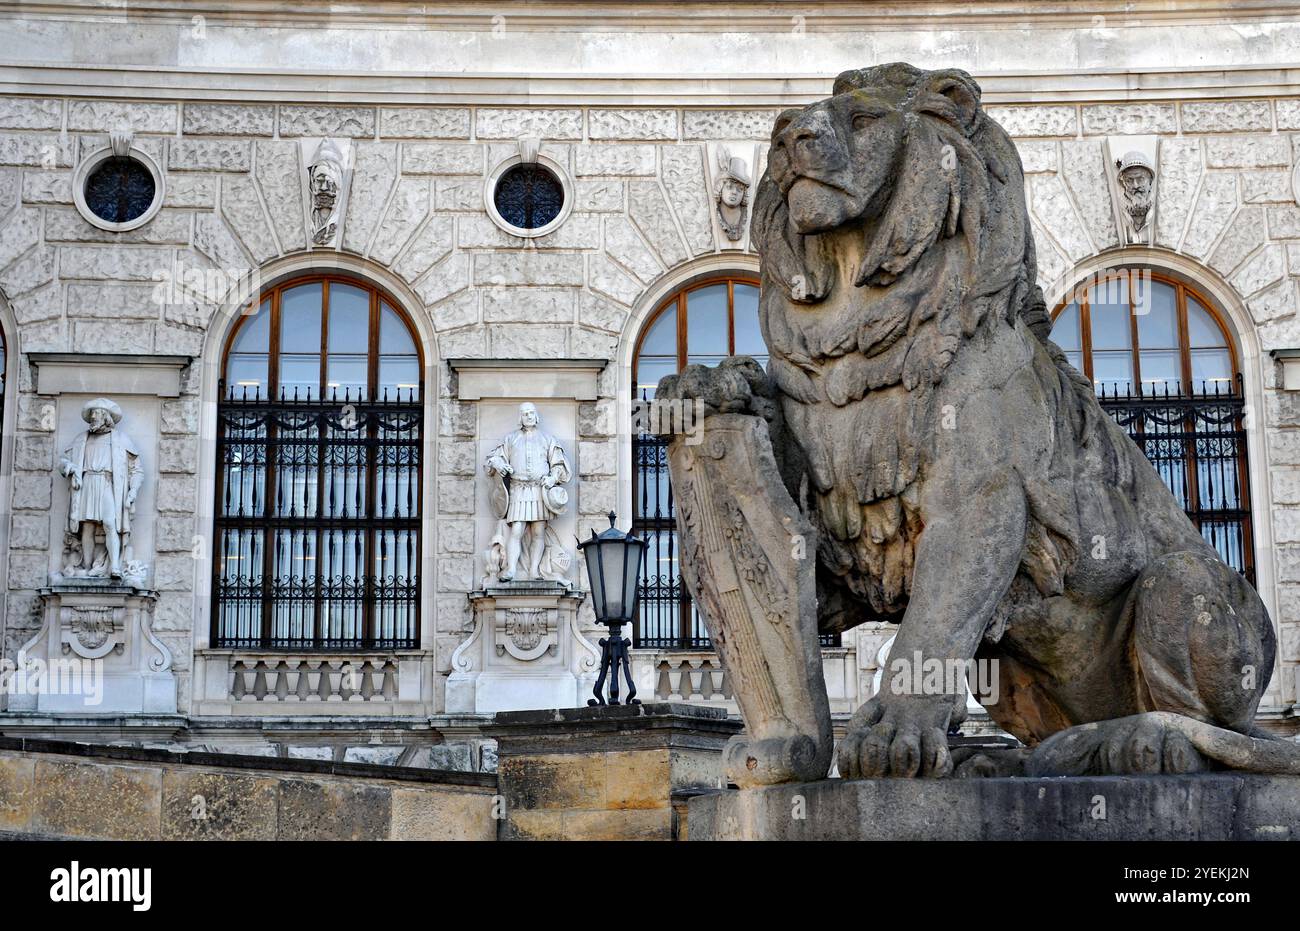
[587, 623, 639, 706]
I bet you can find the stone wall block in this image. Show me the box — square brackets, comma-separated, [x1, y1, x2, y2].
[220, 174, 278, 263]
[278, 106, 376, 138]
[342, 142, 399, 255]
[183, 104, 275, 136]
[371, 177, 431, 265]
[254, 140, 306, 253]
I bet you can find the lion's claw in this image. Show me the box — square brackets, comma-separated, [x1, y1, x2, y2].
[838, 700, 954, 779]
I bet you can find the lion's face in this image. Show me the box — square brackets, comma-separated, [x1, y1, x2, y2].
[768, 90, 907, 234]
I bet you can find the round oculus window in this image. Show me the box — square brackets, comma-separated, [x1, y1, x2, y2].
[492, 163, 565, 231]
[83, 156, 158, 225]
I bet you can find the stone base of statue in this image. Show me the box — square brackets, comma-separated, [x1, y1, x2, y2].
[687, 774, 1300, 841]
[446, 582, 599, 714]
[10, 580, 175, 715]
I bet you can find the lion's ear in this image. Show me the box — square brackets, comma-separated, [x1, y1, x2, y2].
[751, 169, 831, 304]
[917, 69, 981, 136]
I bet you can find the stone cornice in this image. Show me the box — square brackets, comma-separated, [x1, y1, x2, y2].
[5, 62, 1300, 106]
[4, 0, 1299, 30]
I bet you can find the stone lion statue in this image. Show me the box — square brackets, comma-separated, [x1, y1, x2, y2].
[658, 62, 1298, 786]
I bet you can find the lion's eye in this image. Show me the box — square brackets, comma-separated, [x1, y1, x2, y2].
[852, 113, 875, 131]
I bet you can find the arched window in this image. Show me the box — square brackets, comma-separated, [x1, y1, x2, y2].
[1051, 269, 1254, 580]
[632, 275, 764, 649]
[213, 275, 423, 650]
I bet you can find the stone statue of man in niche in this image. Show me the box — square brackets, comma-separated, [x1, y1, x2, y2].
[59, 397, 143, 580]
[485, 402, 572, 584]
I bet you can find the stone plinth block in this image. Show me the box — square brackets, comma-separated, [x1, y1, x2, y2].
[447, 583, 595, 715]
[687, 775, 1300, 841]
[485, 703, 743, 840]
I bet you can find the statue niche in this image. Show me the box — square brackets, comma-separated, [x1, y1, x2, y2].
[658, 62, 1299, 787]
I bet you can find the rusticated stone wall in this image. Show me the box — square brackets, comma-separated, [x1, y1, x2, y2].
[0, 90, 1298, 721]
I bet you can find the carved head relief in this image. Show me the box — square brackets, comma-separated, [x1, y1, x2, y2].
[714, 146, 753, 241]
[1115, 150, 1155, 242]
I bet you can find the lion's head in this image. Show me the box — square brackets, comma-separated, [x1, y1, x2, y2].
[755, 62, 1034, 314]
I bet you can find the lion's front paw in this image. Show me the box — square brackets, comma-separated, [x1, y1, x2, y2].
[837, 698, 954, 779]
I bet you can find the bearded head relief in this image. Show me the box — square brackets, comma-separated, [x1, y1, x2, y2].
[308, 138, 346, 246]
[1115, 150, 1156, 244]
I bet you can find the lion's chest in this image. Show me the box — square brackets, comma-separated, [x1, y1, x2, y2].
[785, 388, 929, 617]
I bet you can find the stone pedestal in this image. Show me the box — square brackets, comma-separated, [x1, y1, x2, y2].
[11, 582, 175, 715]
[485, 702, 743, 840]
[687, 774, 1300, 841]
[446, 583, 598, 714]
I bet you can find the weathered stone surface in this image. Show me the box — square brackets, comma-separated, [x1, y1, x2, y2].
[0, 205, 39, 268]
[0, 133, 73, 168]
[278, 105, 375, 138]
[31, 759, 162, 840]
[1154, 138, 1201, 249]
[401, 143, 482, 175]
[254, 140, 305, 252]
[371, 177, 431, 264]
[629, 180, 688, 267]
[1231, 243, 1284, 297]
[0, 755, 34, 832]
[603, 215, 664, 283]
[414, 252, 470, 306]
[183, 103, 275, 136]
[277, 778, 391, 841]
[1241, 168, 1292, 204]
[589, 108, 679, 140]
[21, 170, 71, 204]
[68, 100, 176, 134]
[392, 215, 453, 284]
[575, 144, 656, 177]
[9, 511, 49, 550]
[474, 252, 583, 287]
[683, 109, 780, 140]
[1059, 140, 1119, 251]
[1028, 174, 1091, 261]
[59, 244, 169, 281]
[1014, 140, 1057, 173]
[1181, 99, 1272, 133]
[11, 283, 60, 325]
[1209, 208, 1267, 276]
[379, 107, 471, 139]
[985, 104, 1076, 137]
[389, 786, 495, 840]
[1081, 103, 1177, 135]
[488, 324, 568, 359]
[1268, 205, 1300, 239]
[573, 178, 624, 213]
[45, 205, 191, 244]
[475, 108, 582, 140]
[168, 138, 251, 172]
[433, 178, 482, 212]
[161, 770, 279, 840]
[342, 142, 398, 254]
[1248, 279, 1296, 325]
[1, 244, 54, 296]
[193, 214, 252, 277]
[587, 252, 642, 305]
[1181, 172, 1237, 259]
[482, 288, 574, 324]
[221, 174, 278, 263]
[689, 775, 1300, 841]
[163, 174, 217, 208]
[578, 291, 628, 334]
[1205, 134, 1290, 169]
[0, 98, 61, 130]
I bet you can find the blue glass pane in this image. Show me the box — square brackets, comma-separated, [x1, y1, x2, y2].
[1051, 303, 1080, 350]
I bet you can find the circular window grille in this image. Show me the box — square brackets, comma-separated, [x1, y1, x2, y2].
[493, 163, 565, 230]
[84, 156, 157, 225]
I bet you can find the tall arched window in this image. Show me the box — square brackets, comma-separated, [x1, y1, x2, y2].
[632, 275, 764, 649]
[1051, 269, 1254, 580]
[213, 275, 423, 650]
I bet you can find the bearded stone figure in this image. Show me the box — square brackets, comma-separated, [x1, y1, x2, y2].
[658, 62, 1297, 787]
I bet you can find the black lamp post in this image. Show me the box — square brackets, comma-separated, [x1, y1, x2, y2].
[579, 511, 647, 706]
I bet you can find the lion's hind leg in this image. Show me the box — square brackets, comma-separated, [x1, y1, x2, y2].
[1028, 550, 1299, 776]
[1130, 550, 1273, 734]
